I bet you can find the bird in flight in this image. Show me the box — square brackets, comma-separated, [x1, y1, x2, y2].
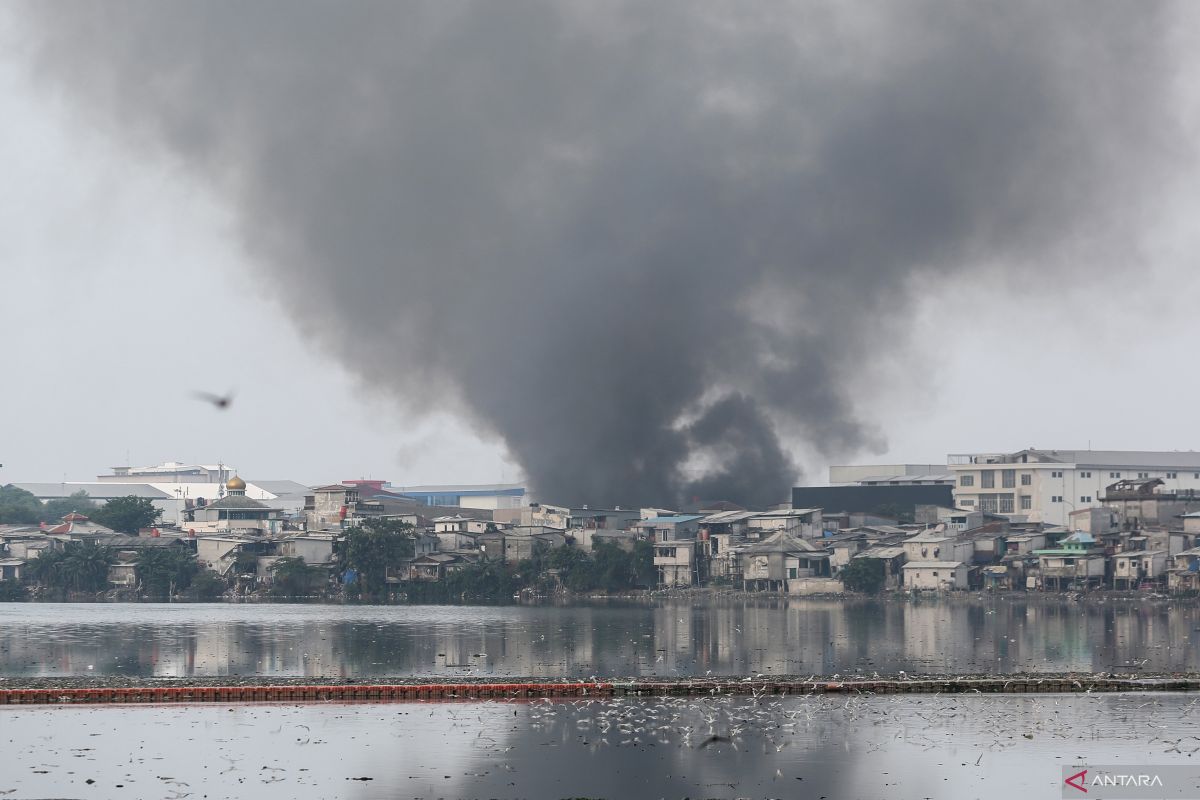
[193, 390, 234, 410]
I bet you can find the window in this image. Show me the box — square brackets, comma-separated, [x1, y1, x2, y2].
[1080, 471, 1092, 478]
[980, 497, 998, 513]
[960, 474, 975, 487]
[1063, 558, 1075, 566]
[1020, 496, 1032, 510]
[981, 470, 995, 489]
[787, 567, 798, 579]
[1167, 472, 1178, 479]
[1051, 496, 1063, 503]
[961, 499, 975, 507]
[999, 495, 1015, 514]
[1110, 472, 1120, 479]
[1021, 474, 1032, 486]
[1137, 472, 1149, 479]
[1051, 471, 1063, 478]
[1002, 470, 1016, 489]
[1080, 495, 1092, 503]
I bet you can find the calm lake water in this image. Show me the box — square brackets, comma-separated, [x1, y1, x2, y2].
[3, 692, 1200, 799]
[1, 596, 1197, 678]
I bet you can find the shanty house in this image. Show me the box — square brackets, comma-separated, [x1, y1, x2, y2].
[1111, 550, 1168, 590]
[746, 509, 822, 540]
[654, 540, 700, 587]
[1167, 547, 1200, 592]
[1034, 532, 1106, 590]
[902, 561, 970, 590]
[902, 531, 974, 563]
[850, 546, 907, 589]
[739, 531, 831, 592]
[634, 515, 702, 543]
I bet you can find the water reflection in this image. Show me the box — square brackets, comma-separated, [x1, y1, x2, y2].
[3, 693, 1199, 799]
[0, 597, 1196, 679]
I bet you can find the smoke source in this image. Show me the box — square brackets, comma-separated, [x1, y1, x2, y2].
[15, 2, 1185, 507]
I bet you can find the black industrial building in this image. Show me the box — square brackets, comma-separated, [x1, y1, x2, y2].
[791, 484, 953, 516]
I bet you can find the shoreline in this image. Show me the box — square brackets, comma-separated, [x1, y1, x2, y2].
[6, 586, 1196, 605]
[2, 673, 1200, 702]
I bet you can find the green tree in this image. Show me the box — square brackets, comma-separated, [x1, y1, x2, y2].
[631, 539, 655, 588]
[25, 548, 67, 586]
[0, 485, 43, 524]
[270, 557, 327, 598]
[440, 560, 519, 603]
[184, 569, 228, 600]
[37, 541, 114, 593]
[342, 518, 415, 599]
[546, 544, 595, 592]
[840, 557, 886, 594]
[135, 547, 199, 598]
[42, 491, 97, 522]
[591, 541, 643, 591]
[92, 496, 162, 534]
[0, 580, 27, 601]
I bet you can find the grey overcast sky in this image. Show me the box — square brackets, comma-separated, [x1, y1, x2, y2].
[2, 3, 1200, 501]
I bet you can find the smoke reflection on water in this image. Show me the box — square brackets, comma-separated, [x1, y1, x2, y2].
[2, 692, 1198, 799]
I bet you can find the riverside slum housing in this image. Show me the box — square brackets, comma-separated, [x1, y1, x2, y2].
[10, 454, 1200, 593]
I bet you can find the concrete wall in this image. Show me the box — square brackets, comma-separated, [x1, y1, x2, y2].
[904, 564, 968, 590]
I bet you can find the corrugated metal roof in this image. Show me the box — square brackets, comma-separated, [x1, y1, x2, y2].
[855, 546, 906, 558]
[751, 508, 820, 518]
[699, 511, 758, 524]
[246, 480, 312, 498]
[389, 483, 525, 494]
[636, 515, 702, 526]
[905, 531, 954, 542]
[858, 473, 955, 483]
[741, 531, 825, 553]
[902, 561, 964, 569]
[13, 482, 172, 500]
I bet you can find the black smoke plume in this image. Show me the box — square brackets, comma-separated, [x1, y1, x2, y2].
[15, 2, 1185, 507]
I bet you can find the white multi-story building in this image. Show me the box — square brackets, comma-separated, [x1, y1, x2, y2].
[949, 449, 1200, 527]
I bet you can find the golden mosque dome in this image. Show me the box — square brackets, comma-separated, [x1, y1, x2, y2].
[225, 475, 247, 492]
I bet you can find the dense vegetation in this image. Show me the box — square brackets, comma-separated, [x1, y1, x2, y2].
[340, 518, 416, 600]
[91, 496, 162, 534]
[839, 557, 886, 594]
[42, 490, 97, 520]
[0, 485, 45, 524]
[0, 486, 162, 531]
[25, 541, 114, 593]
[135, 547, 200, 599]
[269, 557, 329, 598]
[397, 540, 655, 603]
[4, 490, 658, 602]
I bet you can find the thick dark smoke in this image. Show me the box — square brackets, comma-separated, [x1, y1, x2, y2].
[16, 2, 1184, 507]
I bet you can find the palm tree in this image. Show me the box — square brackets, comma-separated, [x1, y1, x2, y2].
[61, 541, 113, 592]
[25, 548, 66, 585]
[136, 547, 198, 598]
